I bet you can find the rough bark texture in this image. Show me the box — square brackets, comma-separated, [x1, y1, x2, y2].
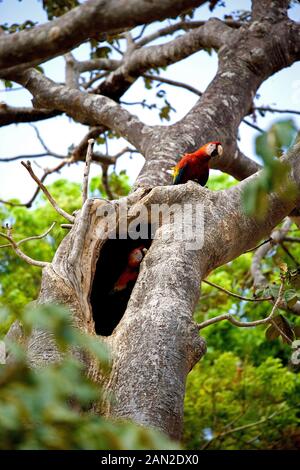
[0, 0, 207, 76]
[3, 0, 300, 440]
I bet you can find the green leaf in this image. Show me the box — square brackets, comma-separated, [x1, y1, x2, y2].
[272, 120, 297, 149]
[255, 119, 297, 162]
[91, 46, 111, 59]
[284, 289, 299, 308]
[256, 132, 274, 162]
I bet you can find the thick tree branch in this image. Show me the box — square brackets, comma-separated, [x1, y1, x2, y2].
[0, 0, 207, 76]
[136, 19, 242, 48]
[77, 58, 121, 74]
[13, 69, 152, 154]
[252, 0, 289, 21]
[97, 18, 233, 100]
[64, 52, 80, 89]
[136, 13, 300, 187]
[0, 103, 61, 127]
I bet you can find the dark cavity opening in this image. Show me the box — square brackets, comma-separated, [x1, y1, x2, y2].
[90, 225, 153, 336]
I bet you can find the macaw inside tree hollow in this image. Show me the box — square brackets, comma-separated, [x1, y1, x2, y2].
[109, 245, 146, 294]
[172, 141, 223, 186]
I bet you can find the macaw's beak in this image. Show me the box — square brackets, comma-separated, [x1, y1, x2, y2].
[211, 143, 223, 157]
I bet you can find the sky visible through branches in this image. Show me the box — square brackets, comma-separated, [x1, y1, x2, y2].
[0, 0, 299, 202]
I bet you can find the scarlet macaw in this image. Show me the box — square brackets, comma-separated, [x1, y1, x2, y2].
[172, 141, 223, 186]
[110, 245, 146, 294]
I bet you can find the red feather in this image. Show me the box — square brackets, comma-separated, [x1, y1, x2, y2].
[173, 141, 222, 186]
[111, 245, 145, 293]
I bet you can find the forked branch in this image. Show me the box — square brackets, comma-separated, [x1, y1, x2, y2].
[0, 221, 56, 249]
[21, 160, 75, 223]
[198, 281, 284, 330]
[0, 224, 51, 267]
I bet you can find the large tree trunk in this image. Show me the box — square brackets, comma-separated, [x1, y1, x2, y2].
[3, 0, 300, 441]
[22, 140, 300, 439]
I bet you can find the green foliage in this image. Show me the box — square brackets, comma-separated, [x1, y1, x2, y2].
[242, 119, 298, 219]
[1, 79, 13, 89]
[207, 171, 238, 191]
[184, 353, 300, 450]
[185, 210, 300, 449]
[0, 304, 176, 450]
[42, 0, 79, 20]
[0, 179, 82, 325]
[256, 120, 297, 160]
[91, 46, 112, 60]
[90, 170, 131, 199]
[1, 20, 37, 34]
[0, 175, 131, 330]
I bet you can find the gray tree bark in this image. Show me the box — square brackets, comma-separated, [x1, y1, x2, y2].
[3, 0, 300, 440]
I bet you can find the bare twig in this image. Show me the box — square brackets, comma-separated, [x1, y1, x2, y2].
[201, 406, 291, 450]
[251, 219, 292, 288]
[279, 241, 298, 265]
[143, 73, 202, 96]
[133, 24, 148, 41]
[0, 152, 50, 162]
[82, 72, 109, 89]
[102, 164, 114, 200]
[82, 139, 94, 205]
[30, 124, 63, 159]
[254, 106, 300, 116]
[0, 160, 67, 208]
[283, 236, 300, 243]
[0, 222, 56, 249]
[71, 126, 105, 162]
[0, 225, 49, 267]
[61, 224, 73, 230]
[0, 124, 65, 162]
[244, 237, 273, 253]
[202, 279, 272, 302]
[242, 119, 264, 133]
[30, 123, 52, 153]
[21, 160, 75, 222]
[198, 280, 284, 330]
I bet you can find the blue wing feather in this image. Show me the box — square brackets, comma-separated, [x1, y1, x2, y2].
[173, 165, 187, 185]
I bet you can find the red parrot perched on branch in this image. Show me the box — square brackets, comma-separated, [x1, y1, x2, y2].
[172, 141, 223, 186]
[109, 245, 146, 294]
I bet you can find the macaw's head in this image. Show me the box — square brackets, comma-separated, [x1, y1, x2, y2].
[204, 141, 223, 158]
[127, 246, 146, 268]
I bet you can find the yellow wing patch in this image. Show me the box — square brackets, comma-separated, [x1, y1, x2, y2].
[172, 165, 179, 181]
